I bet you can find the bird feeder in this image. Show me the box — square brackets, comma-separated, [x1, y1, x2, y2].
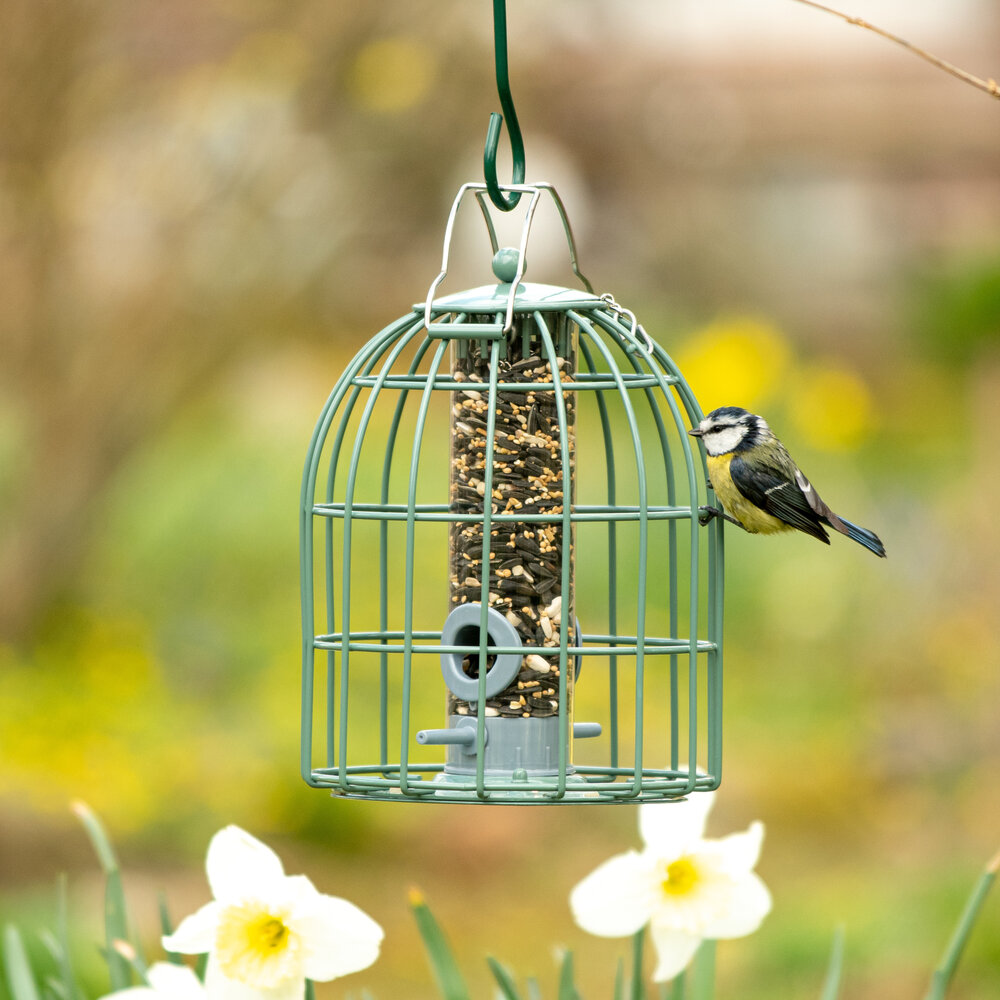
[299, 0, 724, 803]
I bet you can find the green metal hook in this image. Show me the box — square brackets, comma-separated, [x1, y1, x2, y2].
[483, 0, 525, 212]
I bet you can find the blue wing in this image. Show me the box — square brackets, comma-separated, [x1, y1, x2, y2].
[729, 456, 831, 544]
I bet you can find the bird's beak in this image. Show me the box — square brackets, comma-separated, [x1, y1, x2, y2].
[688, 427, 703, 438]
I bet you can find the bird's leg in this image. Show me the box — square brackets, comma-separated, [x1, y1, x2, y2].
[698, 505, 742, 528]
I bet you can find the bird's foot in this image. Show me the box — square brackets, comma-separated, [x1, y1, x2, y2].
[698, 505, 719, 526]
[698, 505, 741, 528]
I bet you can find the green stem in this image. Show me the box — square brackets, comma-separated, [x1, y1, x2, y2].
[557, 950, 580, 1000]
[818, 926, 846, 1000]
[55, 874, 83, 1000]
[71, 802, 133, 990]
[409, 890, 470, 1000]
[630, 927, 646, 1000]
[3, 925, 42, 1000]
[923, 849, 999, 1000]
[689, 941, 715, 1000]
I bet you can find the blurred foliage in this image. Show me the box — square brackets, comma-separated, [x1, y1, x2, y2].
[911, 256, 1000, 367]
[2, 1, 1000, 998]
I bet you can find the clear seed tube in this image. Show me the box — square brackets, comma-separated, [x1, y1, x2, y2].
[447, 314, 577, 721]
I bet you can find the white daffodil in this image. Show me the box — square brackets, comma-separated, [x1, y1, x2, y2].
[163, 826, 383, 1000]
[99, 963, 206, 1000]
[569, 792, 771, 982]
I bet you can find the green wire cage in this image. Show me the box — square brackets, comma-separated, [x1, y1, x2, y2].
[299, 181, 725, 803]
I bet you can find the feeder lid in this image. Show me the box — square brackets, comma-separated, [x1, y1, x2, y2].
[420, 281, 605, 317]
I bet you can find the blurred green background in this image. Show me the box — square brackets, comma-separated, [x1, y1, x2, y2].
[2, 0, 999, 997]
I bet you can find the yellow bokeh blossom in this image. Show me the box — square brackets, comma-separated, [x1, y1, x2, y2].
[787, 363, 876, 452]
[675, 317, 791, 414]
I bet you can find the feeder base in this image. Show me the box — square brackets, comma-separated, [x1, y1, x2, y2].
[443, 713, 570, 776]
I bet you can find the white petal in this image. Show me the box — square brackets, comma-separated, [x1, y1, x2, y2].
[100, 966, 204, 1000]
[205, 956, 302, 1000]
[701, 822, 764, 877]
[700, 872, 772, 939]
[146, 964, 205, 1000]
[206, 827, 287, 903]
[98, 987, 159, 1000]
[282, 875, 321, 907]
[163, 902, 222, 955]
[639, 792, 715, 858]
[569, 850, 658, 937]
[648, 926, 702, 983]
[293, 895, 384, 981]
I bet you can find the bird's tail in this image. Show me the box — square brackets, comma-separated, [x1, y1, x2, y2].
[834, 517, 887, 558]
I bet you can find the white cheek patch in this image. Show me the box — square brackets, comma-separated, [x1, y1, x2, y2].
[703, 424, 744, 455]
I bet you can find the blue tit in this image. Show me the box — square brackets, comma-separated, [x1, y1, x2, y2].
[689, 406, 886, 557]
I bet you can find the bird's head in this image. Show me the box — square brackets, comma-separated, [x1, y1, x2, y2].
[688, 406, 771, 456]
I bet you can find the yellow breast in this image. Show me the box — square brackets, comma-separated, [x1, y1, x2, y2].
[706, 453, 790, 535]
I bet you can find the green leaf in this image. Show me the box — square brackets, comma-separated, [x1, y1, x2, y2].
[613, 958, 624, 1000]
[71, 803, 118, 875]
[103, 872, 132, 990]
[923, 849, 999, 1000]
[818, 926, 846, 1000]
[629, 927, 645, 1000]
[71, 803, 131, 991]
[38, 932, 82, 1000]
[688, 941, 715, 1000]
[38, 934, 61, 968]
[54, 875, 82, 1000]
[43, 979, 69, 1000]
[409, 891, 470, 1000]
[158, 894, 184, 967]
[557, 950, 580, 1000]
[668, 973, 685, 1000]
[305, 980, 316, 1000]
[526, 977, 542, 1000]
[3, 925, 42, 1000]
[486, 957, 522, 1000]
[110, 941, 148, 984]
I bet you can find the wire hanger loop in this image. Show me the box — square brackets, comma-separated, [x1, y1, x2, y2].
[483, 0, 525, 211]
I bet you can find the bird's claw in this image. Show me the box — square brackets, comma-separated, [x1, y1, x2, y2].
[698, 505, 718, 527]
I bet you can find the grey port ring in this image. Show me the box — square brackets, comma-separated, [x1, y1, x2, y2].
[440, 603, 523, 701]
[440, 603, 584, 702]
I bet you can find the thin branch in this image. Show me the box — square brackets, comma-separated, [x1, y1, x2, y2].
[789, 0, 1000, 101]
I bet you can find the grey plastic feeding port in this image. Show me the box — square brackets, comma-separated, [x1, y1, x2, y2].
[418, 602, 598, 777]
[437, 603, 523, 703]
